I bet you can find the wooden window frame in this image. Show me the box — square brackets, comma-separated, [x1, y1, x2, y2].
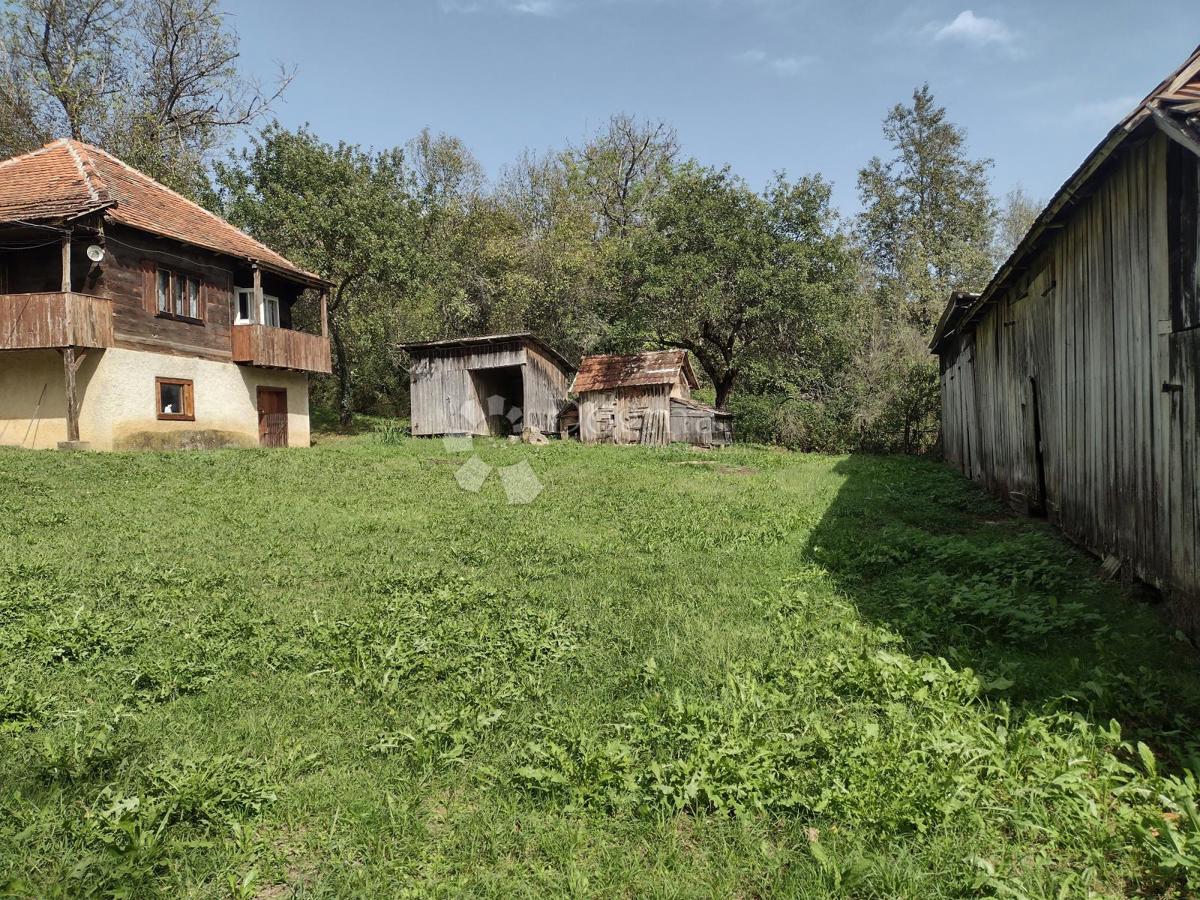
[155, 377, 195, 421]
[263, 294, 281, 328]
[145, 261, 205, 324]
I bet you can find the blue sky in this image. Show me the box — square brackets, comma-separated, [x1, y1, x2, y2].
[225, 0, 1199, 216]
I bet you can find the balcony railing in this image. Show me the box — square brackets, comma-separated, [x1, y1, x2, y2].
[0, 292, 113, 350]
[231, 324, 332, 374]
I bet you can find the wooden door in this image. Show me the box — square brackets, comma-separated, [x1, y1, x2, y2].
[257, 387, 288, 448]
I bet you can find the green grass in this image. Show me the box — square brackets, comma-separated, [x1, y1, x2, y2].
[2, 435, 1200, 897]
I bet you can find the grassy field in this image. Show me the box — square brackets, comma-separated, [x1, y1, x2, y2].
[3, 434, 1200, 897]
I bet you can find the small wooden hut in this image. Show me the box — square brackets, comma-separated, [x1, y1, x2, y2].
[570, 350, 733, 447]
[399, 333, 572, 437]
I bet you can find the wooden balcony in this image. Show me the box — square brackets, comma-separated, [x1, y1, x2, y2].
[0, 292, 113, 350]
[231, 324, 332, 374]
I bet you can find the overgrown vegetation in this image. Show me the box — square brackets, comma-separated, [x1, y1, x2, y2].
[2, 438, 1199, 896]
[0, 0, 1047, 451]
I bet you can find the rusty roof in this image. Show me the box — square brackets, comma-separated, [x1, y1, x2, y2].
[0, 139, 325, 285]
[671, 395, 732, 417]
[932, 44, 1200, 352]
[571, 350, 699, 393]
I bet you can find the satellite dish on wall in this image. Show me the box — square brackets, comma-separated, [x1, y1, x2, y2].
[86, 244, 105, 262]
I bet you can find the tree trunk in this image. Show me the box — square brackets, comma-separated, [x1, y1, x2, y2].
[714, 374, 736, 411]
[330, 320, 352, 427]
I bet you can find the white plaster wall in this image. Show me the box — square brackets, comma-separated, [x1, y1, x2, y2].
[0, 347, 310, 450]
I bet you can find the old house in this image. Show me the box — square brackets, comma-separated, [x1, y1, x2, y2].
[570, 350, 733, 446]
[400, 333, 573, 437]
[931, 47, 1200, 628]
[0, 140, 331, 450]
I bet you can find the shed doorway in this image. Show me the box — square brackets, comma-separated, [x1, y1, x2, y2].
[469, 365, 524, 435]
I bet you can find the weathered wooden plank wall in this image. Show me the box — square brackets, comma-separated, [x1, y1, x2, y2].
[939, 131, 1200, 627]
[0, 292, 113, 349]
[668, 400, 734, 447]
[408, 341, 570, 437]
[578, 384, 671, 445]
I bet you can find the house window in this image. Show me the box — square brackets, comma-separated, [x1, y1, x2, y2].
[152, 265, 203, 321]
[235, 288, 255, 324]
[156, 377, 194, 421]
[235, 289, 281, 327]
[157, 270, 170, 313]
[187, 279, 201, 319]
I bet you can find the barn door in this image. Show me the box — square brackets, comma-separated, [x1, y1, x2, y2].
[257, 387, 288, 448]
[1027, 377, 1048, 517]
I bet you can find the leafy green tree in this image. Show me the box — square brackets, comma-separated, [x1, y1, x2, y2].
[994, 185, 1043, 266]
[215, 124, 416, 424]
[851, 85, 996, 453]
[622, 164, 853, 410]
[856, 84, 995, 333]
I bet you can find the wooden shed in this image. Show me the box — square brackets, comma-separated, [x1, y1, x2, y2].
[570, 350, 733, 447]
[400, 333, 573, 437]
[931, 46, 1200, 630]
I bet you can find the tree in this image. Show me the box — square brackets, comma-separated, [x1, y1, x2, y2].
[0, 0, 291, 197]
[0, 0, 129, 151]
[215, 125, 416, 424]
[566, 114, 678, 239]
[856, 84, 995, 333]
[994, 185, 1043, 266]
[622, 164, 853, 410]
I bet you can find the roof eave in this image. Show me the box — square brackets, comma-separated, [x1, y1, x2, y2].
[398, 332, 573, 373]
[940, 44, 1200, 352]
[945, 118, 1142, 349]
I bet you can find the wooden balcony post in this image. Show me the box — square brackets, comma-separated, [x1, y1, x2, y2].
[252, 264, 263, 324]
[60, 232, 71, 293]
[319, 288, 328, 338]
[62, 346, 80, 442]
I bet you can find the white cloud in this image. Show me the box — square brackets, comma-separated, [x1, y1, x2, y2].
[439, 0, 563, 15]
[932, 10, 1014, 46]
[735, 48, 816, 77]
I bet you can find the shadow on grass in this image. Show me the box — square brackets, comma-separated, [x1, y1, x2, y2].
[310, 407, 409, 440]
[804, 454, 1200, 770]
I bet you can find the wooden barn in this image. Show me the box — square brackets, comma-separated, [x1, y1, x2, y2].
[570, 350, 733, 447]
[399, 333, 572, 437]
[931, 46, 1200, 629]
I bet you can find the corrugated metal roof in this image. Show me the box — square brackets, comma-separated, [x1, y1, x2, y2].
[0, 139, 324, 284]
[571, 350, 699, 393]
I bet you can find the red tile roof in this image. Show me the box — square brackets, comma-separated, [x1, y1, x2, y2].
[0, 139, 323, 284]
[571, 350, 698, 393]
